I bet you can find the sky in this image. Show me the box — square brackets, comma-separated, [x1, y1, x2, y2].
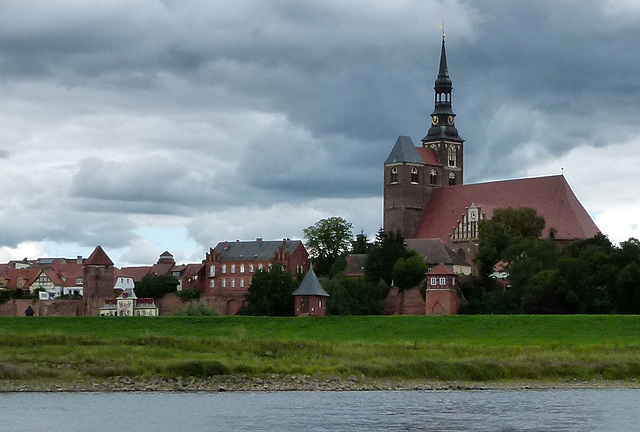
[1, 0, 639, 267]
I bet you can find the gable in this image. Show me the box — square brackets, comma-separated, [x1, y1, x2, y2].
[415, 175, 599, 241]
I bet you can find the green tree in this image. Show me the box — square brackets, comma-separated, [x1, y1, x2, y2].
[134, 274, 179, 299]
[475, 207, 545, 278]
[322, 275, 389, 315]
[240, 264, 298, 316]
[351, 230, 371, 254]
[365, 229, 406, 285]
[392, 250, 427, 291]
[303, 216, 353, 276]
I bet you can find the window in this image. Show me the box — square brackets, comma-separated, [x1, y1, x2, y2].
[390, 167, 398, 183]
[430, 277, 437, 286]
[222, 265, 227, 274]
[231, 265, 236, 274]
[410, 167, 419, 184]
[210, 280, 215, 288]
[222, 279, 226, 288]
[76, 278, 83, 286]
[439, 277, 446, 285]
[231, 279, 235, 288]
[452, 278, 456, 286]
[429, 169, 438, 185]
[449, 172, 456, 186]
[249, 264, 254, 273]
[448, 146, 456, 167]
[258, 264, 264, 271]
[240, 279, 245, 288]
[240, 264, 245, 273]
[209, 266, 215, 277]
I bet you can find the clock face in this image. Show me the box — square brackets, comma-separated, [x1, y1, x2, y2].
[431, 116, 439, 125]
[448, 115, 455, 125]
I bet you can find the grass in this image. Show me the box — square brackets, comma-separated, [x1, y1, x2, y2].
[1, 315, 640, 385]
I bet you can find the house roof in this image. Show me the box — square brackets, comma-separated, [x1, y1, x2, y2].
[213, 239, 303, 261]
[292, 269, 329, 297]
[84, 246, 114, 266]
[416, 147, 442, 166]
[415, 175, 599, 241]
[427, 263, 456, 276]
[405, 238, 470, 267]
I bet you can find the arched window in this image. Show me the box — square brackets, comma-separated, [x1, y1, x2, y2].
[240, 264, 245, 273]
[429, 169, 438, 185]
[390, 167, 398, 184]
[222, 265, 227, 274]
[448, 146, 456, 167]
[410, 167, 419, 184]
[449, 172, 456, 186]
[231, 264, 236, 274]
[231, 279, 235, 288]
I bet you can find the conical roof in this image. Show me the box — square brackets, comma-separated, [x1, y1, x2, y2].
[292, 268, 329, 297]
[84, 245, 114, 266]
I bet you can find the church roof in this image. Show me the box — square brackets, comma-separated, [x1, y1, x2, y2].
[416, 147, 442, 166]
[384, 136, 424, 164]
[415, 175, 599, 241]
[292, 268, 329, 297]
[84, 246, 114, 266]
[405, 238, 470, 267]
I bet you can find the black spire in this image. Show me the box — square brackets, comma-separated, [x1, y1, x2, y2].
[423, 35, 463, 143]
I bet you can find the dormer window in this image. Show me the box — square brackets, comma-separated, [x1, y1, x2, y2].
[410, 167, 419, 184]
[390, 167, 398, 184]
[429, 169, 438, 185]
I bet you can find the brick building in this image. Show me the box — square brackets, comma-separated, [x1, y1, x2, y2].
[383, 36, 599, 271]
[204, 238, 310, 315]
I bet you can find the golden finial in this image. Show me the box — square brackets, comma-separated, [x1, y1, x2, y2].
[440, 22, 445, 39]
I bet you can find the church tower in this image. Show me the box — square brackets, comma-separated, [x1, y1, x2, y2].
[421, 34, 464, 186]
[384, 34, 464, 238]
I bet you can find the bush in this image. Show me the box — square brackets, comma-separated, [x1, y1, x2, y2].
[174, 301, 218, 316]
[177, 289, 201, 302]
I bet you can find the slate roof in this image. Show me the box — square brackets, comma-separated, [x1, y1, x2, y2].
[405, 239, 470, 267]
[384, 136, 424, 164]
[292, 268, 329, 297]
[213, 239, 303, 261]
[415, 175, 599, 241]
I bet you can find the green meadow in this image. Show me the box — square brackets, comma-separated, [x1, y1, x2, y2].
[1, 315, 640, 385]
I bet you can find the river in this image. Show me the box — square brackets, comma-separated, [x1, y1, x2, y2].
[1, 389, 639, 431]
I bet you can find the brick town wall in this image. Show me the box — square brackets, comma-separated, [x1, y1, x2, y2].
[425, 289, 459, 315]
[382, 286, 425, 315]
[156, 293, 184, 316]
[0, 299, 82, 316]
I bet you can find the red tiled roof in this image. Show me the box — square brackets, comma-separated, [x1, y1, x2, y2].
[427, 263, 455, 276]
[117, 266, 151, 282]
[416, 147, 442, 166]
[84, 246, 114, 266]
[415, 175, 599, 241]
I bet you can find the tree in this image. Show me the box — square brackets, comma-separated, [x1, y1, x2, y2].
[392, 250, 427, 291]
[475, 207, 545, 279]
[303, 217, 353, 276]
[322, 275, 389, 315]
[134, 274, 179, 299]
[240, 264, 298, 316]
[351, 230, 371, 254]
[365, 229, 406, 285]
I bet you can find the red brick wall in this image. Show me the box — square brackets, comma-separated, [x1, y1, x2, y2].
[383, 286, 426, 315]
[425, 289, 459, 315]
[294, 295, 327, 316]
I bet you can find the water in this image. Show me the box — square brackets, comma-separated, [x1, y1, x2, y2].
[1, 389, 639, 431]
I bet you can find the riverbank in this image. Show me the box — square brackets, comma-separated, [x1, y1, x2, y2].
[3, 374, 640, 393]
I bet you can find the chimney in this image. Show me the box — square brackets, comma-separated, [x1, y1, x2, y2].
[257, 238, 262, 244]
[76, 255, 83, 264]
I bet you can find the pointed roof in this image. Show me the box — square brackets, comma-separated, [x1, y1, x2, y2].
[384, 136, 424, 165]
[292, 269, 329, 297]
[84, 246, 114, 266]
[427, 262, 456, 276]
[435, 38, 452, 88]
[415, 175, 600, 241]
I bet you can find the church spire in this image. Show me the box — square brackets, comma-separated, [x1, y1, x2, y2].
[423, 33, 463, 144]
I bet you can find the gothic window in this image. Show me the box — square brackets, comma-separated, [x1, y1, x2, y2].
[410, 167, 419, 184]
[448, 146, 456, 167]
[429, 169, 438, 185]
[222, 265, 227, 274]
[449, 172, 456, 186]
[209, 266, 215, 277]
[240, 264, 245, 273]
[231, 279, 236, 288]
[249, 264, 254, 273]
[231, 264, 236, 273]
[390, 167, 398, 184]
[240, 279, 245, 288]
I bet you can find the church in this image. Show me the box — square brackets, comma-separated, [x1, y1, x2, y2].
[383, 36, 600, 272]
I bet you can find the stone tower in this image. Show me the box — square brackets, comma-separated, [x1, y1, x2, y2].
[82, 245, 115, 316]
[383, 35, 464, 239]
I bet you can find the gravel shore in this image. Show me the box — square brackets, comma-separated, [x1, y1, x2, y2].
[2, 375, 639, 393]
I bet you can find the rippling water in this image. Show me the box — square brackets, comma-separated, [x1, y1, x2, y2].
[1, 389, 639, 431]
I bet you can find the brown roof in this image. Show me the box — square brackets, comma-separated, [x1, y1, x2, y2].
[417, 148, 442, 166]
[84, 246, 114, 266]
[117, 266, 151, 282]
[427, 263, 455, 276]
[415, 175, 599, 241]
[405, 239, 470, 267]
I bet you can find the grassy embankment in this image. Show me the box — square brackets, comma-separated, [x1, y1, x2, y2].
[1, 315, 640, 385]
